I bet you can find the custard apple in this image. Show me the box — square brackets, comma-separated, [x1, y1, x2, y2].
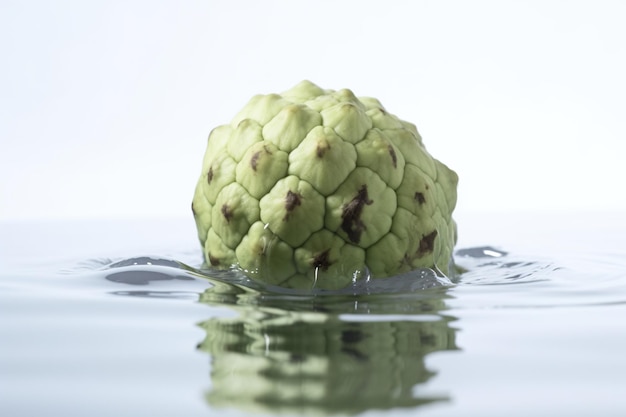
[192, 81, 458, 290]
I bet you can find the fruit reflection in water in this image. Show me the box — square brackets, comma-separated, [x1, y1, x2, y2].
[197, 284, 458, 415]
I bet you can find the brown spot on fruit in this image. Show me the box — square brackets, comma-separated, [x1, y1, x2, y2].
[207, 167, 214, 184]
[388, 144, 397, 168]
[414, 192, 426, 204]
[399, 253, 412, 268]
[208, 253, 220, 266]
[221, 204, 233, 222]
[416, 230, 438, 257]
[341, 185, 373, 244]
[283, 190, 302, 221]
[250, 151, 261, 171]
[311, 249, 332, 271]
[316, 142, 330, 158]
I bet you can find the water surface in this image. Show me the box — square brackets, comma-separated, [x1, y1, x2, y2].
[2, 212, 626, 417]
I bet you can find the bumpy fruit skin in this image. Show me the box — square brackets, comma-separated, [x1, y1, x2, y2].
[192, 81, 458, 290]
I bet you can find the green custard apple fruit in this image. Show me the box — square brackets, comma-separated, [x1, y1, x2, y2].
[192, 80, 458, 290]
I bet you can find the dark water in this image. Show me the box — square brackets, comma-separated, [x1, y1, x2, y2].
[2, 212, 626, 416]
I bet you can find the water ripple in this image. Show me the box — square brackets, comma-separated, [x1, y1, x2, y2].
[65, 245, 626, 311]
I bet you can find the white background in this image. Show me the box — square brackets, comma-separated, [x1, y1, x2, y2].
[2, 0, 625, 221]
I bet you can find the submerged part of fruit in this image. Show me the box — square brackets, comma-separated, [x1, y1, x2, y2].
[192, 81, 458, 290]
